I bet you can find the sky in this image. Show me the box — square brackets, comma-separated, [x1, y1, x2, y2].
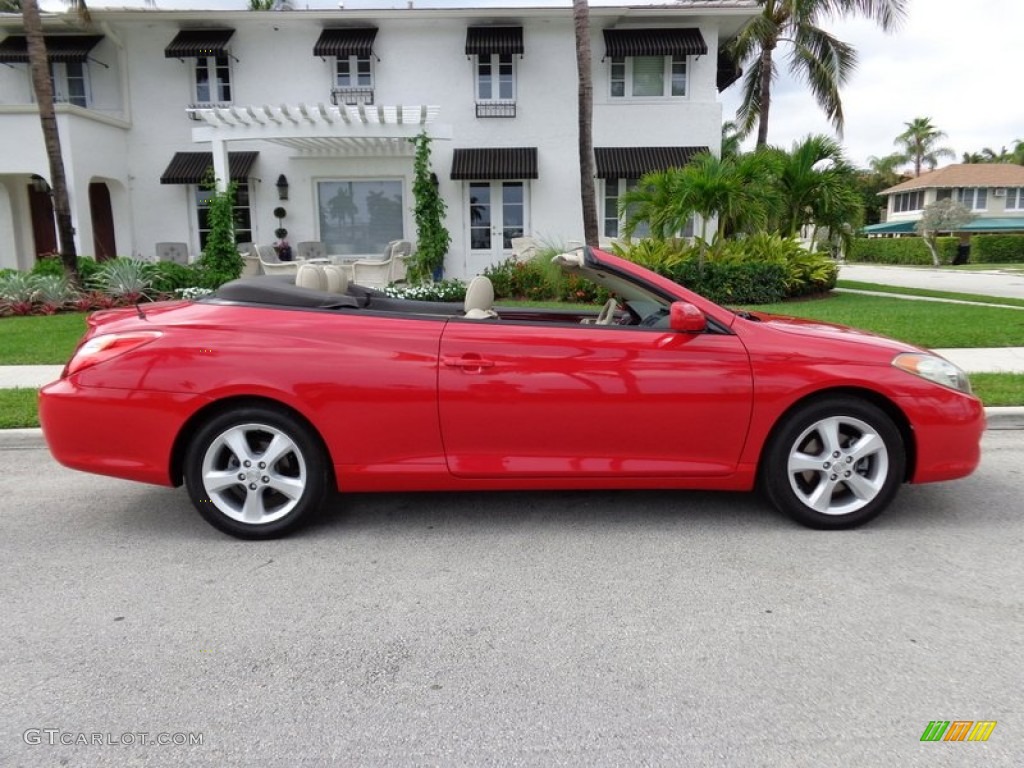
[32, 0, 1024, 169]
[719, 0, 1024, 167]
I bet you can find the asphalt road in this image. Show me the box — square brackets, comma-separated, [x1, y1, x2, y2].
[1, 432, 1022, 767]
[839, 264, 1024, 300]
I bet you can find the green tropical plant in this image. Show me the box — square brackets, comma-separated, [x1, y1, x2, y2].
[409, 132, 451, 282]
[769, 134, 863, 250]
[894, 117, 956, 176]
[33, 274, 76, 314]
[729, 0, 907, 147]
[0, 273, 41, 316]
[89, 259, 154, 301]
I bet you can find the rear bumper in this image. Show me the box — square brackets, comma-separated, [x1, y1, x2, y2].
[39, 378, 209, 487]
[897, 392, 986, 484]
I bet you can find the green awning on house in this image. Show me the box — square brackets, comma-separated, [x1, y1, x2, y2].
[960, 218, 1024, 232]
[862, 220, 918, 234]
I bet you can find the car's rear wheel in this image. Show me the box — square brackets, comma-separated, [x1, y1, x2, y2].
[184, 406, 328, 539]
[763, 397, 905, 529]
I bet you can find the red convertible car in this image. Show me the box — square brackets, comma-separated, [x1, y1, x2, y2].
[40, 247, 984, 539]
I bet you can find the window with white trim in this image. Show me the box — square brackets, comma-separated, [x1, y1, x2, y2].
[47, 61, 90, 107]
[955, 187, 988, 211]
[194, 55, 231, 104]
[604, 178, 694, 239]
[892, 190, 925, 213]
[196, 182, 251, 251]
[317, 179, 404, 255]
[1003, 188, 1023, 210]
[334, 55, 373, 105]
[610, 55, 687, 99]
[475, 53, 516, 117]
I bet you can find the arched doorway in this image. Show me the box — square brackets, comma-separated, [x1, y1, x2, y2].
[89, 181, 117, 261]
[28, 182, 57, 258]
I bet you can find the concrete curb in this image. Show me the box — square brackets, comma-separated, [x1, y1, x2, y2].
[4, 408, 1023, 448]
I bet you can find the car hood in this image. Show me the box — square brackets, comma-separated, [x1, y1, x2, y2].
[739, 310, 928, 356]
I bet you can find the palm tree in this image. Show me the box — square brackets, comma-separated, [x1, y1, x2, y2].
[22, 0, 87, 282]
[620, 151, 779, 252]
[729, 0, 907, 148]
[894, 117, 955, 176]
[866, 152, 906, 186]
[1011, 140, 1024, 166]
[770, 135, 861, 240]
[961, 151, 985, 164]
[573, 0, 598, 246]
[721, 120, 745, 160]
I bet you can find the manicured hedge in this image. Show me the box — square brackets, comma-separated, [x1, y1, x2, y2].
[971, 234, 1024, 263]
[664, 259, 789, 305]
[849, 236, 958, 265]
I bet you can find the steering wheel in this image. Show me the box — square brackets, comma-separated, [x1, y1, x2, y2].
[595, 298, 619, 325]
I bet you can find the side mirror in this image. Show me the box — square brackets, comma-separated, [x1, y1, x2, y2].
[669, 301, 706, 333]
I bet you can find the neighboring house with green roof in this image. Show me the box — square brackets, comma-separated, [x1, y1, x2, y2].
[865, 164, 1024, 235]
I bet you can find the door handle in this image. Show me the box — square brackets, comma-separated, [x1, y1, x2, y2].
[442, 355, 495, 370]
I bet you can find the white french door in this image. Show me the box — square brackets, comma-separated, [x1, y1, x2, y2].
[466, 181, 528, 275]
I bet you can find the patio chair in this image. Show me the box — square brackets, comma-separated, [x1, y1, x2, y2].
[237, 243, 260, 277]
[387, 240, 412, 283]
[156, 242, 189, 265]
[351, 255, 393, 289]
[510, 237, 539, 262]
[296, 241, 328, 262]
[256, 244, 300, 276]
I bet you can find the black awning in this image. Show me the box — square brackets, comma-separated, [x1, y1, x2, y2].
[451, 148, 537, 180]
[602, 28, 707, 58]
[594, 147, 707, 179]
[164, 29, 235, 59]
[465, 26, 524, 56]
[160, 151, 259, 185]
[717, 49, 742, 91]
[0, 35, 104, 64]
[313, 27, 378, 58]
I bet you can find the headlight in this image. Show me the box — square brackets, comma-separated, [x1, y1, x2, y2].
[892, 353, 972, 394]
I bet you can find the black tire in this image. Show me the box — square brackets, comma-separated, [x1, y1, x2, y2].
[762, 397, 905, 529]
[184, 405, 329, 539]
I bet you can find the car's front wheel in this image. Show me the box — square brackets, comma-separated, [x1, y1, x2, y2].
[184, 406, 328, 539]
[763, 397, 906, 529]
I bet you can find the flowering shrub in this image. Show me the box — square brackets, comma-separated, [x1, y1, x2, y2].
[383, 280, 466, 302]
[175, 287, 214, 300]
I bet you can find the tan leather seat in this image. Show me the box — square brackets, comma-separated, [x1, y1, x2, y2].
[295, 263, 327, 292]
[463, 275, 498, 319]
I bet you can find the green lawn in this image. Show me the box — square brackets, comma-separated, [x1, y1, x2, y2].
[0, 388, 40, 429]
[971, 374, 1024, 407]
[0, 313, 87, 365]
[836, 280, 1024, 309]
[740, 293, 1024, 349]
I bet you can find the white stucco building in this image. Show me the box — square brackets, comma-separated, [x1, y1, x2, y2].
[0, 1, 756, 278]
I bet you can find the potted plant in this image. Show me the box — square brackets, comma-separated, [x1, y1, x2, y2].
[273, 227, 292, 261]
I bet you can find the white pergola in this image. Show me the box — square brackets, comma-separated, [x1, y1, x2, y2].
[189, 103, 451, 189]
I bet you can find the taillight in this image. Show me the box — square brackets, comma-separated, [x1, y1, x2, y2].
[64, 331, 163, 377]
